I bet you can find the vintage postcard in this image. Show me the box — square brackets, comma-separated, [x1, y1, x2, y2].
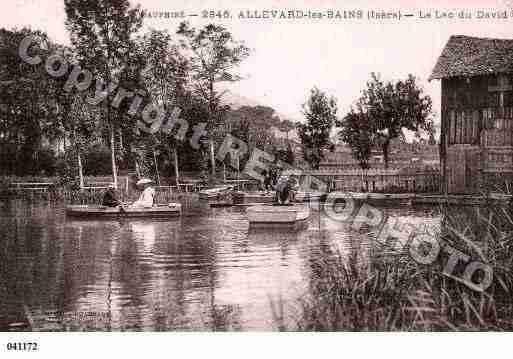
[1, 0, 513, 356]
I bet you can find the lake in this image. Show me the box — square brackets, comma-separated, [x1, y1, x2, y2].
[0, 198, 441, 331]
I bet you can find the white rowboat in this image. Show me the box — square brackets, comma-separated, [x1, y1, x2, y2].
[246, 205, 310, 230]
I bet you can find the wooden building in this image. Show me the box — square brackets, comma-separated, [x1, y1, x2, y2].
[430, 35, 513, 194]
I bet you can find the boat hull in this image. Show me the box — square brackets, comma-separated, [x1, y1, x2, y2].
[246, 205, 310, 230]
[198, 186, 234, 200]
[294, 191, 326, 203]
[233, 191, 275, 205]
[65, 204, 182, 219]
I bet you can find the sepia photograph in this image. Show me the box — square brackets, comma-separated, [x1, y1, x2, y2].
[1, 0, 513, 355]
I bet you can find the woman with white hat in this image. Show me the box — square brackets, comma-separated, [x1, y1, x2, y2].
[131, 178, 155, 207]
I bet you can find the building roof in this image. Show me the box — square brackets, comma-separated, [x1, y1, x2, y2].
[429, 35, 513, 80]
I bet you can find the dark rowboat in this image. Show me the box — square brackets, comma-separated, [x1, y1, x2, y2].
[65, 204, 181, 219]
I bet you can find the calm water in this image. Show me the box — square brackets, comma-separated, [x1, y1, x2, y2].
[0, 198, 440, 331]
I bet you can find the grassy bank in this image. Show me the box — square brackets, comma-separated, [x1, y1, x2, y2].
[285, 204, 513, 331]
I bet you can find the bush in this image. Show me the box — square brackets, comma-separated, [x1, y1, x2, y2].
[284, 205, 513, 331]
[35, 147, 57, 176]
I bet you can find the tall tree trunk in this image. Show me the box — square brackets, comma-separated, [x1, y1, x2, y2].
[119, 128, 123, 151]
[382, 140, 390, 170]
[77, 151, 84, 191]
[208, 79, 216, 179]
[110, 126, 118, 189]
[72, 128, 84, 190]
[210, 141, 216, 178]
[135, 159, 141, 178]
[237, 155, 240, 184]
[153, 149, 161, 186]
[173, 148, 180, 187]
[361, 167, 364, 192]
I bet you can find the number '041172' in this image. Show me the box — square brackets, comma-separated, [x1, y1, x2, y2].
[6, 342, 38, 351]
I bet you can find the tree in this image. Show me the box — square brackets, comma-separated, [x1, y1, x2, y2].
[297, 87, 337, 169]
[42, 43, 101, 189]
[274, 143, 295, 166]
[225, 105, 280, 172]
[279, 119, 295, 141]
[137, 29, 189, 185]
[64, 0, 144, 188]
[338, 109, 373, 171]
[428, 130, 437, 145]
[177, 22, 250, 179]
[68, 94, 99, 188]
[0, 28, 59, 175]
[358, 73, 433, 169]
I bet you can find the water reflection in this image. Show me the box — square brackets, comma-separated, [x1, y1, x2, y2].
[0, 199, 444, 331]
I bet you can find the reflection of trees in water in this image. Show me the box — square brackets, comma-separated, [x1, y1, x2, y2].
[183, 218, 242, 330]
[246, 228, 298, 259]
[62, 220, 122, 330]
[208, 303, 242, 331]
[111, 220, 185, 330]
[0, 200, 65, 330]
[242, 228, 312, 330]
[67, 214, 244, 331]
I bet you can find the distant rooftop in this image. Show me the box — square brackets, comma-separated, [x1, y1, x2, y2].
[429, 35, 513, 80]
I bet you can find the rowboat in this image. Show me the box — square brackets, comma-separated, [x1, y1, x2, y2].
[294, 191, 326, 203]
[65, 204, 182, 219]
[246, 204, 310, 230]
[198, 185, 234, 200]
[232, 191, 275, 205]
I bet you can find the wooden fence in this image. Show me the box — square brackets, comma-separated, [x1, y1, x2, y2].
[312, 171, 441, 193]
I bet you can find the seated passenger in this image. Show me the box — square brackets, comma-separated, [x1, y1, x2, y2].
[132, 178, 155, 207]
[262, 170, 272, 193]
[288, 175, 299, 202]
[102, 185, 120, 207]
[275, 175, 291, 205]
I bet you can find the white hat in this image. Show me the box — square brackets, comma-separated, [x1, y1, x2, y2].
[136, 178, 154, 186]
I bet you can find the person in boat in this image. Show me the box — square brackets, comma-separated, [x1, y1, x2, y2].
[131, 178, 155, 207]
[270, 167, 278, 188]
[275, 174, 292, 205]
[102, 185, 120, 207]
[262, 169, 272, 193]
[287, 175, 299, 202]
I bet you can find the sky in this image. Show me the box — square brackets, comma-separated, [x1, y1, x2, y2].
[2, 0, 513, 135]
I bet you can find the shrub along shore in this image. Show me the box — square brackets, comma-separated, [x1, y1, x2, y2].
[282, 204, 513, 331]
